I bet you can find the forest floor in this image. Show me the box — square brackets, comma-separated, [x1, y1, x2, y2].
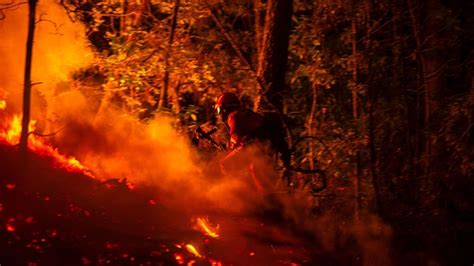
[0, 142, 352, 266]
[0, 142, 473, 266]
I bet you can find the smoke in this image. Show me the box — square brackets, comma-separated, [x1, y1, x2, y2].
[0, 0, 92, 114]
[52, 107, 273, 215]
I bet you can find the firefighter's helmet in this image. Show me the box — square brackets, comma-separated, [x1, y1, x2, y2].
[215, 92, 241, 115]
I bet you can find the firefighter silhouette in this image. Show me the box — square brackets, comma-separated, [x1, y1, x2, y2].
[215, 93, 290, 193]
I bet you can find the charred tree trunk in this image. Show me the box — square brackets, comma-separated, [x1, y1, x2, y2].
[19, 0, 38, 155]
[158, 0, 180, 110]
[254, 0, 292, 112]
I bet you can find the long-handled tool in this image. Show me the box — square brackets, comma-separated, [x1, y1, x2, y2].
[195, 126, 225, 151]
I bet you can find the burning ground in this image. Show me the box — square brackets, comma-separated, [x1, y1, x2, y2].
[0, 114, 361, 266]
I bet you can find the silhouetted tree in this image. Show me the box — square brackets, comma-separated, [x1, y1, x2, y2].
[19, 0, 38, 154]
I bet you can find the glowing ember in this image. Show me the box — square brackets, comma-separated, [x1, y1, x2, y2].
[208, 259, 223, 266]
[185, 244, 202, 258]
[195, 217, 220, 239]
[174, 253, 185, 264]
[0, 99, 6, 110]
[125, 181, 135, 190]
[0, 114, 93, 177]
[6, 224, 15, 232]
[6, 184, 16, 189]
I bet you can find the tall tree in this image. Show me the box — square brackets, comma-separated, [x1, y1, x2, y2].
[408, 0, 445, 203]
[158, 0, 180, 110]
[254, 0, 293, 112]
[19, 0, 38, 154]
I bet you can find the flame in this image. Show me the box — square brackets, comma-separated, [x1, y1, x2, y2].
[2, 115, 23, 143]
[208, 259, 223, 266]
[195, 217, 220, 239]
[0, 100, 6, 110]
[185, 244, 202, 258]
[174, 253, 185, 264]
[0, 114, 93, 177]
[6, 224, 15, 232]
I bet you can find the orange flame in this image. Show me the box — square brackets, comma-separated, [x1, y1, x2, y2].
[174, 253, 185, 264]
[208, 259, 223, 266]
[0, 100, 6, 110]
[0, 114, 93, 177]
[185, 244, 202, 258]
[6, 224, 15, 232]
[195, 217, 220, 239]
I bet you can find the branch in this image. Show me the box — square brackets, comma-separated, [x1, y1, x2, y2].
[36, 13, 64, 35]
[0, 0, 26, 8]
[0, 0, 15, 6]
[0, 0, 27, 20]
[205, 4, 272, 98]
[206, 5, 254, 72]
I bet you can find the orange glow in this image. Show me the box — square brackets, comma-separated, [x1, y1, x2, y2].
[6, 224, 15, 232]
[195, 217, 220, 239]
[1, 115, 22, 144]
[0, 114, 93, 177]
[185, 244, 202, 258]
[208, 259, 223, 266]
[0, 100, 6, 110]
[174, 253, 185, 264]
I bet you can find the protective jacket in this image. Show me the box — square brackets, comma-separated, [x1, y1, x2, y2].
[225, 108, 290, 168]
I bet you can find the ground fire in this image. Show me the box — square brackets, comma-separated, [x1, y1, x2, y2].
[195, 217, 220, 239]
[0, 113, 92, 176]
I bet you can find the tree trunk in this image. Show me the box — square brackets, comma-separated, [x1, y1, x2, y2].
[133, 0, 150, 26]
[19, 0, 38, 155]
[159, 0, 180, 110]
[254, 0, 292, 112]
[351, 18, 362, 220]
[254, 0, 264, 60]
[306, 84, 318, 170]
[408, 0, 445, 205]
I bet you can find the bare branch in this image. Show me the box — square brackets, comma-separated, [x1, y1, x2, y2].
[0, 1, 26, 9]
[36, 13, 64, 35]
[0, 0, 27, 20]
[29, 122, 70, 138]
